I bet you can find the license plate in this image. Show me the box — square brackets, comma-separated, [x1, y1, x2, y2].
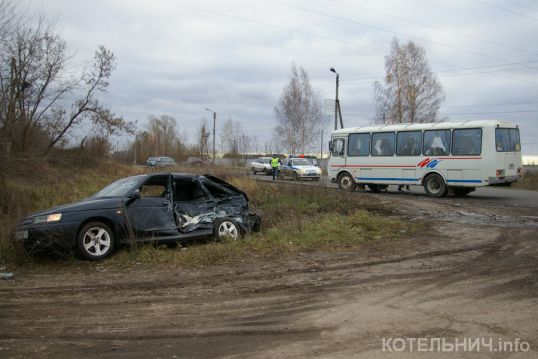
[15, 230, 28, 240]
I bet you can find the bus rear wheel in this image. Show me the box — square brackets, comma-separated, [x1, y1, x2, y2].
[424, 174, 448, 198]
[338, 173, 356, 191]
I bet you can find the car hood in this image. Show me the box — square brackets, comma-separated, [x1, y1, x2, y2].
[28, 197, 124, 217]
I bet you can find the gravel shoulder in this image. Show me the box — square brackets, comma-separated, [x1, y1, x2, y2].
[1, 188, 537, 358]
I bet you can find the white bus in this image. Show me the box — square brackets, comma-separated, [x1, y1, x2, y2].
[328, 120, 522, 197]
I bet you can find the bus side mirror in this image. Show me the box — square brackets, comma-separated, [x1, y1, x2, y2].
[328, 141, 333, 152]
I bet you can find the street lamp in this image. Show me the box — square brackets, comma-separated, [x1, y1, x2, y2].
[330, 67, 343, 130]
[205, 108, 216, 164]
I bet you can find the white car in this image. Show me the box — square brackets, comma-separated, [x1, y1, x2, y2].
[280, 158, 322, 181]
[250, 157, 273, 175]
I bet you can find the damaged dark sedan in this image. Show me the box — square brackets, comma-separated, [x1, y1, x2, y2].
[14, 173, 261, 260]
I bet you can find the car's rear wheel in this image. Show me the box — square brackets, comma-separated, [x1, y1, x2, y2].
[214, 218, 241, 241]
[338, 173, 356, 191]
[424, 173, 448, 198]
[77, 221, 115, 261]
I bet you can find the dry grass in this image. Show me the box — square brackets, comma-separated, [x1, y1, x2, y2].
[0, 159, 423, 270]
[512, 171, 538, 191]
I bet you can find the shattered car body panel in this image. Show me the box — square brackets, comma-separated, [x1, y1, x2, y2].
[14, 173, 261, 254]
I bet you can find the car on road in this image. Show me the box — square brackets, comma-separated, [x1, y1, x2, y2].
[280, 157, 322, 181]
[14, 173, 261, 261]
[250, 157, 273, 175]
[146, 156, 176, 167]
[185, 157, 204, 167]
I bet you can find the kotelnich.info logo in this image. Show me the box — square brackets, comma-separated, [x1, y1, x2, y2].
[382, 337, 531, 353]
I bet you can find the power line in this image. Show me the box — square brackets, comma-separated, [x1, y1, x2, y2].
[268, 0, 538, 72]
[475, 0, 538, 23]
[442, 109, 538, 115]
[329, 0, 538, 57]
[155, 0, 538, 87]
[500, 0, 538, 12]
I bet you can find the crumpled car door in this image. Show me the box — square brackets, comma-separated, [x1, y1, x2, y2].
[124, 174, 179, 239]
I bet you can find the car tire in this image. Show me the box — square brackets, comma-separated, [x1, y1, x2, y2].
[251, 167, 257, 175]
[424, 173, 448, 198]
[77, 221, 115, 261]
[214, 218, 241, 241]
[338, 173, 356, 191]
[293, 172, 299, 181]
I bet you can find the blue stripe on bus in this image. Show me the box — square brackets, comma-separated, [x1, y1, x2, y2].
[356, 177, 418, 181]
[447, 179, 482, 183]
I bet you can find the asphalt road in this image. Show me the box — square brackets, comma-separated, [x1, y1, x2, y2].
[252, 174, 538, 208]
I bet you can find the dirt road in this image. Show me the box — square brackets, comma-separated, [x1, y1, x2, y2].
[1, 191, 537, 358]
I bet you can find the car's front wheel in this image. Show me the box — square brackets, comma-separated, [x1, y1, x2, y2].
[214, 218, 241, 241]
[77, 221, 115, 261]
[251, 167, 257, 175]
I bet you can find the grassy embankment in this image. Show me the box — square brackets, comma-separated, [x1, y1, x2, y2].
[0, 159, 422, 269]
[512, 171, 538, 191]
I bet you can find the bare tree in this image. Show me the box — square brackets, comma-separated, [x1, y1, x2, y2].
[130, 115, 185, 162]
[0, 1, 132, 155]
[274, 63, 325, 154]
[374, 38, 444, 124]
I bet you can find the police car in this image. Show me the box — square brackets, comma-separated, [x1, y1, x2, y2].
[280, 157, 322, 181]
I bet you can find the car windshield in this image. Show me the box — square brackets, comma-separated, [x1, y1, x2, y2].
[93, 175, 144, 198]
[293, 159, 311, 165]
[260, 158, 271, 163]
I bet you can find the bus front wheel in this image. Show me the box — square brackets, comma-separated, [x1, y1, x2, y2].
[424, 174, 448, 198]
[338, 173, 356, 191]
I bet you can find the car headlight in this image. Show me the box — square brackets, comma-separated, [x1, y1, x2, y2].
[33, 213, 62, 224]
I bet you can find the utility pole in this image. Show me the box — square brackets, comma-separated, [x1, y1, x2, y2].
[330, 67, 344, 130]
[134, 134, 137, 165]
[205, 108, 216, 165]
[320, 129, 324, 159]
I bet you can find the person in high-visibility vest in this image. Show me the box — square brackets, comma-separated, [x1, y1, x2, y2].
[270, 155, 280, 180]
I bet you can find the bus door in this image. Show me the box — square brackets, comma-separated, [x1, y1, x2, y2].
[329, 137, 347, 177]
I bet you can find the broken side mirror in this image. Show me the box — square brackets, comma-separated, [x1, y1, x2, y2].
[130, 189, 141, 200]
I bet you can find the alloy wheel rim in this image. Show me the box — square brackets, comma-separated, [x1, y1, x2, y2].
[83, 227, 111, 256]
[218, 221, 238, 240]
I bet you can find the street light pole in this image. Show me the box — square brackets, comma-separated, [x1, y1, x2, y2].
[330, 67, 343, 130]
[205, 108, 216, 165]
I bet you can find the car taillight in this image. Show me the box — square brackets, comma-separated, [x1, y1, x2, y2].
[496, 169, 505, 177]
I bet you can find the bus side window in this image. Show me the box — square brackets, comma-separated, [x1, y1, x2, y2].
[397, 131, 422, 156]
[453, 129, 482, 155]
[372, 132, 395, 156]
[332, 138, 345, 157]
[423, 130, 450, 156]
[348, 133, 370, 156]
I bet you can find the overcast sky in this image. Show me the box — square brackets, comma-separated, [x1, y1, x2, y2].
[28, 0, 538, 155]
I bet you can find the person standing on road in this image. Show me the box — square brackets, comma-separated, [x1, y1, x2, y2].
[271, 155, 280, 180]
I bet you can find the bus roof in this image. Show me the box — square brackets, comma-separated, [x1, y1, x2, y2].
[332, 119, 518, 135]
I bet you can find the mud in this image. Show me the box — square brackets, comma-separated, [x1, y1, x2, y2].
[1, 191, 537, 358]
